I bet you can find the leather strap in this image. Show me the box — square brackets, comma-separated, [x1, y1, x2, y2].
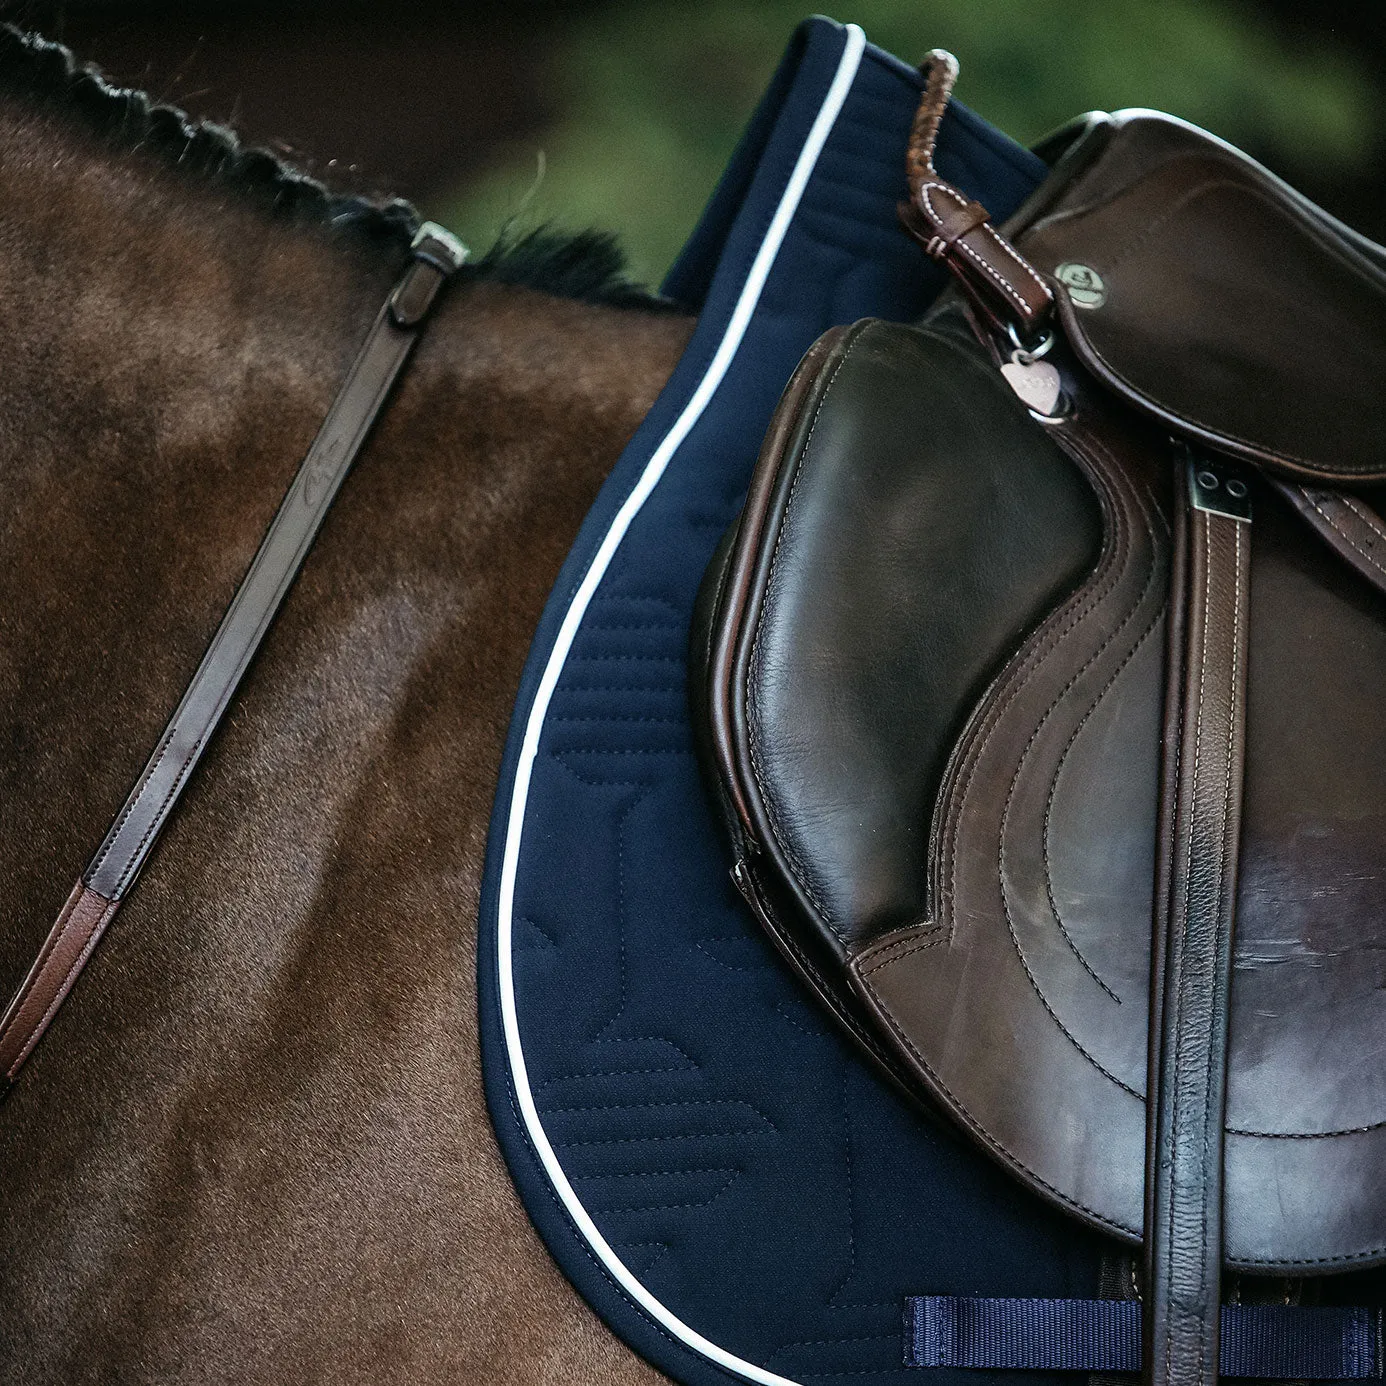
[0, 221, 467, 1090]
[1144, 453, 1252, 1386]
[900, 50, 1053, 337]
[1280, 482, 1386, 602]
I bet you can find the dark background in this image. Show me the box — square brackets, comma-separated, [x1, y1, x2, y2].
[2, 0, 1382, 286]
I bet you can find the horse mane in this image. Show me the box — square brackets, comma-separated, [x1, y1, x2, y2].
[0, 23, 676, 310]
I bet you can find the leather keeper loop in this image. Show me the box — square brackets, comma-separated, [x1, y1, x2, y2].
[923, 197, 991, 258]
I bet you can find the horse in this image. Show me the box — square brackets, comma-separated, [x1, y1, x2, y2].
[0, 27, 682, 1383]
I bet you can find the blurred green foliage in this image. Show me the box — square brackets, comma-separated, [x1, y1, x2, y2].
[434, 0, 1378, 287]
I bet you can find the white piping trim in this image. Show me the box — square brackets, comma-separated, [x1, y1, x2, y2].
[494, 25, 866, 1386]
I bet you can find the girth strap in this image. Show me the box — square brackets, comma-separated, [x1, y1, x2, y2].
[0, 221, 467, 1090]
[1145, 454, 1252, 1386]
[907, 1297, 1383, 1379]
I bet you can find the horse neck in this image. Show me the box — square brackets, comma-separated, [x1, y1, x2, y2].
[0, 83, 692, 1377]
[0, 46, 697, 1379]
[0, 84, 693, 998]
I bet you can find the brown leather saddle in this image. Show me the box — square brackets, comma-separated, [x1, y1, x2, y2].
[693, 51, 1386, 1386]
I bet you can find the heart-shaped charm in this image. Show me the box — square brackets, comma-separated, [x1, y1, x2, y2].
[1000, 358, 1063, 417]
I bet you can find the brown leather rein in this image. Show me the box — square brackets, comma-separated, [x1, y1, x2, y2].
[0, 221, 468, 1089]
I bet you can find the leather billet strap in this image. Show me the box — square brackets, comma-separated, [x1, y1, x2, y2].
[1145, 454, 1252, 1386]
[0, 221, 467, 1090]
[1281, 483, 1386, 601]
[899, 50, 1052, 337]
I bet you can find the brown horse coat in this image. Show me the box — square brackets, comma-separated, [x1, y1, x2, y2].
[0, 29, 685, 1384]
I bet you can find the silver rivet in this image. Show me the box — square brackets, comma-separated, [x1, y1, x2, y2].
[1225, 478, 1248, 499]
[1055, 262, 1106, 309]
[1197, 470, 1219, 490]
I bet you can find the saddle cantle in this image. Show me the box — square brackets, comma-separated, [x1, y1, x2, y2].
[693, 50, 1386, 1386]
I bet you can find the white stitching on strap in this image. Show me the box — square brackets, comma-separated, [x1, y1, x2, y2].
[1306, 494, 1386, 579]
[920, 183, 1049, 314]
[1342, 494, 1386, 547]
[921, 186, 1029, 313]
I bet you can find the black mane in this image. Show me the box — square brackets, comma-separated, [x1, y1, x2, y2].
[470, 226, 681, 311]
[0, 24, 675, 310]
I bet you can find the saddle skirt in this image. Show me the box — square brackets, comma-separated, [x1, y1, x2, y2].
[693, 96, 1386, 1282]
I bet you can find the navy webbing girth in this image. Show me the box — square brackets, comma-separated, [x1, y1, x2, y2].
[907, 1297, 1384, 1378]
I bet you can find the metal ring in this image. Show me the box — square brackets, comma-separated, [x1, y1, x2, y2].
[1005, 321, 1055, 361]
[1030, 394, 1073, 425]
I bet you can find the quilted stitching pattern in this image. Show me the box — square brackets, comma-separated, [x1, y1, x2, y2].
[481, 21, 1104, 1385]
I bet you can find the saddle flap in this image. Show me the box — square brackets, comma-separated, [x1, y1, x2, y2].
[1017, 112, 1386, 484]
[694, 73, 1386, 1285]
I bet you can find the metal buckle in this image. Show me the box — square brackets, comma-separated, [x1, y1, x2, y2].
[410, 221, 469, 273]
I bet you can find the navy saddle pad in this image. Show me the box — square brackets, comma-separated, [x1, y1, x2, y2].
[478, 17, 1102, 1385]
